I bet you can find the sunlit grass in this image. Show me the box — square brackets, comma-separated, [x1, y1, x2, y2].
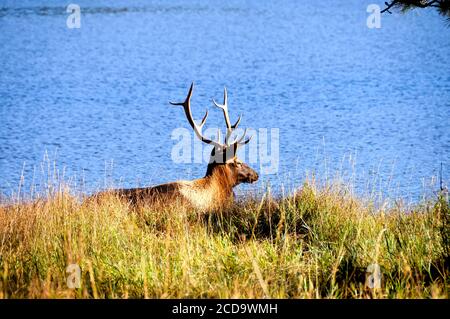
[0, 174, 448, 299]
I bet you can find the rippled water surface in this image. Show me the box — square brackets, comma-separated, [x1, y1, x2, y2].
[0, 0, 449, 200]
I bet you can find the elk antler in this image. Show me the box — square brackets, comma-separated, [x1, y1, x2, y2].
[170, 82, 224, 150]
[170, 83, 252, 153]
[213, 87, 251, 147]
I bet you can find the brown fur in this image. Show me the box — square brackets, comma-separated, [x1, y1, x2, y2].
[91, 157, 258, 212]
[90, 83, 259, 211]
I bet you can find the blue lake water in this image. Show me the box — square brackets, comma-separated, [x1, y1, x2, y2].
[0, 0, 449, 201]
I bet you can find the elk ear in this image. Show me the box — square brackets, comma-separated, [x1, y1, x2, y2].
[209, 146, 220, 163]
[210, 145, 228, 164]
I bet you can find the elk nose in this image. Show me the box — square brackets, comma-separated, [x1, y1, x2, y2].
[251, 172, 259, 183]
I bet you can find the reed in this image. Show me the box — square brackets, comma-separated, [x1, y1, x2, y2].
[0, 177, 448, 298]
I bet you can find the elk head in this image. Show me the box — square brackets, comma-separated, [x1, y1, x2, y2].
[170, 83, 259, 187]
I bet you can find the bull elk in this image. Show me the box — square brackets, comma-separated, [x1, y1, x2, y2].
[94, 83, 258, 211]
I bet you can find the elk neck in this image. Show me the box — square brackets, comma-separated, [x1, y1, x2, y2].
[202, 163, 237, 200]
[176, 164, 236, 211]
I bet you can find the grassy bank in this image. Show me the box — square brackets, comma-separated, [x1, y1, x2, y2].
[0, 180, 448, 299]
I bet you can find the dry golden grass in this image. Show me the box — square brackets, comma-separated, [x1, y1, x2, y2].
[0, 180, 448, 298]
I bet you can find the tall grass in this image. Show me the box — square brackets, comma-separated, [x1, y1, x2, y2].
[0, 176, 448, 298]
